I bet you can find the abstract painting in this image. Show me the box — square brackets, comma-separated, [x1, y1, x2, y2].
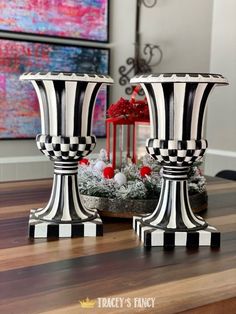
[0, 39, 109, 139]
[0, 0, 108, 42]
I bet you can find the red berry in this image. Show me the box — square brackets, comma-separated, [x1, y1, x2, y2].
[103, 166, 115, 179]
[79, 158, 90, 165]
[140, 166, 152, 177]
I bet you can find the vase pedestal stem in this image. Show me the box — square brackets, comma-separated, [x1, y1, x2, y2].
[29, 160, 103, 238]
[133, 166, 220, 248]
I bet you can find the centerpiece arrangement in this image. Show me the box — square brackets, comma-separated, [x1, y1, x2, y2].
[78, 91, 208, 219]
[79, 155, 207, 218]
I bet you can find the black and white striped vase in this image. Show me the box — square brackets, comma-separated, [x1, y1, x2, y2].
[20, 72, 113, 238]
[131, 73, 228, 248]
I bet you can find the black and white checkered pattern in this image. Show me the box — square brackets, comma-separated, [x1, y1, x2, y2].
[133, 215, 220, 248]
[36, 134, 96, 160]
[146, 139, 207, 165]
[29, 209, 103, 238]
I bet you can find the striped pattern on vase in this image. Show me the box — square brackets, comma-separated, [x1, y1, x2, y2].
[20, 72, 114, 238]
[20, 72, 113, 137]
[130, 73, 228, 247]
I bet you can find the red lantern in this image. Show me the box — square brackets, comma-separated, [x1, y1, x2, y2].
[106, 87, 150, 169]
[133, 120, 151, 163]
[106, 117, 135, 169]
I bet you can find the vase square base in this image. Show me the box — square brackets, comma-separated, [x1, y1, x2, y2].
[133, 215, 220, 248]
[29, 209, 103, 238]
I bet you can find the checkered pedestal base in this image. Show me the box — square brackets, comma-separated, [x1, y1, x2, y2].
[133, 215, 220, 248]
[29, 209, 103, 238]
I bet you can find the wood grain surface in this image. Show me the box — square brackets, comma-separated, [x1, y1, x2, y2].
[0, 177, 235, 314]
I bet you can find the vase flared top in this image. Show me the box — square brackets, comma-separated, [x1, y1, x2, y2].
[130, 73, 228, 85]
[130, 73, 228, 140]
[20, 71, 113, 137]
[20, 71, 113, 84]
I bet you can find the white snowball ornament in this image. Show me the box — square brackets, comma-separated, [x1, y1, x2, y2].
[94, 160, 106, 172]
[99, 148, 108, 161]
[114, 172, 127, 186]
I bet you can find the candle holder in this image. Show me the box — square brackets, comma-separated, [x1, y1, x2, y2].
[131, 73, 228, 248]
[20, 72, 113, 238]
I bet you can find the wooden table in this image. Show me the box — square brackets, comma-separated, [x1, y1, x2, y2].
[0, 177, 235, 314]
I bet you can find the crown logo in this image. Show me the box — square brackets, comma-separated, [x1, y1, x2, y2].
[79, 297, 96, 309]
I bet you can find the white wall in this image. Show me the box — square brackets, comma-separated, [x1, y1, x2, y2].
[205, 0, 236, 176]
[141, 0, 213, 73]
[110, 0, 136, 101]
[0, 0, 215, 181]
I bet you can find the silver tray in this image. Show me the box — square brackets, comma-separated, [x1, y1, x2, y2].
[81, 191, 208, 218]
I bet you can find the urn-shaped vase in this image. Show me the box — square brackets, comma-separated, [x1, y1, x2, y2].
[20, 72, 113, 238]
[131, 73, 228, 247]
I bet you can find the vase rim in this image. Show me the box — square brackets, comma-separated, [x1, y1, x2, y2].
[130, 73, 228, 85]
[20, 71, 114, 84]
